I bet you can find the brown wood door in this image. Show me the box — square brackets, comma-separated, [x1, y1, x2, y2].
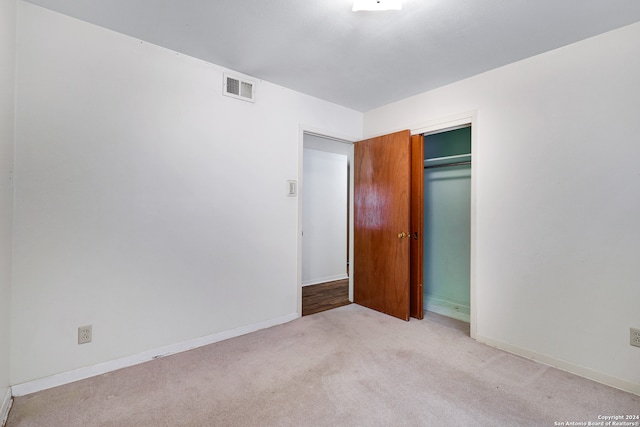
[410, 134, 424, 319]
[354, 130, 411, 321]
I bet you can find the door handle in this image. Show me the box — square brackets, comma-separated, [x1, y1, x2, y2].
[398, 232, 409, 239]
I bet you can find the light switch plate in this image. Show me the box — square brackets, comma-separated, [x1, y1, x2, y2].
[287, 180, 297, 197]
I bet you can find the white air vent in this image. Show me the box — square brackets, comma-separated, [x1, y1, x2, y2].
[223, 74, 255, 102]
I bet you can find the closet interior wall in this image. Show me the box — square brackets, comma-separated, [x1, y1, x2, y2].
[423, 126, 472, 322]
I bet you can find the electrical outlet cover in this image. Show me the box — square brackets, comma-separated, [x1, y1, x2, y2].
[631, 328, 640, 348]
[78, 325, 92, 344]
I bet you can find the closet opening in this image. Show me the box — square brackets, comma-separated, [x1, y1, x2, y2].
[422, 125, 472, 323]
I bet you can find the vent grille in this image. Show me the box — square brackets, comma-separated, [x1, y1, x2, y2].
[227, 77, 240, 96]
[223, 74, 255, 102]
[240, 81, 253, 98]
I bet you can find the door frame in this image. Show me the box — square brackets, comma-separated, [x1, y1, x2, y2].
[411, 111, 478, 339]
[297, 111, 478, 337]
[297, 125, 358, 317]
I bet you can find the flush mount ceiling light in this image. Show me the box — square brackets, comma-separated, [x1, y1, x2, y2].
[353, 0, 402, 11]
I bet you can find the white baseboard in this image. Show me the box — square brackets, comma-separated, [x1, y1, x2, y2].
[1, 387, 12, 427]
[476, 334, 640, 397]
[11, 312, 299, 397]
[302, 274, 348, 287]
[424, 295, 470, 323]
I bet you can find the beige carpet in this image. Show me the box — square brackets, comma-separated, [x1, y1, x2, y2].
[7, 305, 639, 426]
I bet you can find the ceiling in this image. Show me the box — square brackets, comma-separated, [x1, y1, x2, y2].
[25, 0, 640, 112]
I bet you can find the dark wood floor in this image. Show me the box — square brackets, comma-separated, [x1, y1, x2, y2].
[302, 279, 351, 316]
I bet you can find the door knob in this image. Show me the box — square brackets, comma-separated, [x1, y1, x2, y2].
[398, 232, 409, 239]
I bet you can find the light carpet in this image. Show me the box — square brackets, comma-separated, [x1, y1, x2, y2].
[7, 305, 639, 426]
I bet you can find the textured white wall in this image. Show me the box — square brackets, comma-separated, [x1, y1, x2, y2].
[302, 149, 348, 285]
[0, 0, 16, 404]
[11, 3, 361, 385]
[364, 23, 640, 393]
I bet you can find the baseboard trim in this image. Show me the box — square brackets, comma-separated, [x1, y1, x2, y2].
[11, 312, 299, 397]
[476, 334, 640, 396]
[302, 274, 348, 287]
[1, 388, 12, 427]
[424, 295, 470, 323]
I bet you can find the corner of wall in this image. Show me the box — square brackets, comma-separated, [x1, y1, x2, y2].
[1, 387, 12, 427]
[0, 0, 17, 409]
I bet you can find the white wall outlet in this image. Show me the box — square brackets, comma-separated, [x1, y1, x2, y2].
[78, 325, 92, 344]
[631, 328, 640, 348]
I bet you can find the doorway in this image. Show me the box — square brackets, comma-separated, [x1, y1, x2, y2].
[300, 133, 354, 316]
[423, 126, 472, 323]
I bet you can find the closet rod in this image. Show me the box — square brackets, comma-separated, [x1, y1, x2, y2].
[424, 153, 471, 163]
[424, 161, 471, 170]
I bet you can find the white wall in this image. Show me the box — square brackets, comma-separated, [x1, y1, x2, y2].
[302, 148, 348, 285]
[11, 2, 362, 386]
[364, 23, 640, 394]
[0, 0, 16, 414]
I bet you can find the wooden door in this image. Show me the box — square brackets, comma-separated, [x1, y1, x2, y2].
[410, 134, 424, 319]
[354, 130, 411, 321]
